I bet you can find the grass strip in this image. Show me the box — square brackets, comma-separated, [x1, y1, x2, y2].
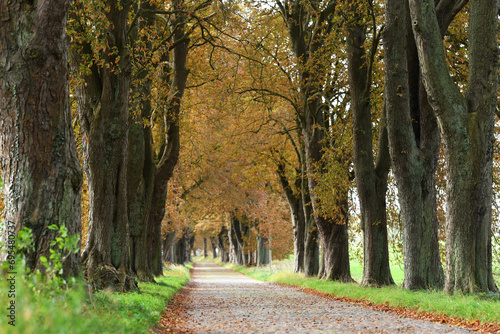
[0, 264, 190, 334]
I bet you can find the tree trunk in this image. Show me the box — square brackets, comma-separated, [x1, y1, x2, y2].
[277, 162, 305, 273]
[0, 0, 82, 277]
[71, 0, 136, 291]
[385, 0, 466, 290]
[303, 97, 352, 282]
[203, 238, 208, 258]
[210, 236, 218, 259]
[347, 8, 394, 286]
[256, 235, 269, 266]
[217, 228, 229, 263]
[188, 231, 195, 262]
[126, 0, 157, 283]
[303, 190, 320, 277]
[229, 215, 246, 266]
[162, 230, 176, 263]
[173, 234, 186, 265]
[146, 0, 189, 276]
[408, 0, 499, 293]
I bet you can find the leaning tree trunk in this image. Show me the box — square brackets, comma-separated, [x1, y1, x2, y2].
[146, 0, 189, 276]
[277, 162, 305, 273]
[71, 0, 136, 291]
[347, 6, 394, 286]
[408, 0, 499, 293]
[0, 0, 82, 277]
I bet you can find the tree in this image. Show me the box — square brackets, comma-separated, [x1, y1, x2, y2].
[384, 0, 467, 290]
[276, 0, 352, 281]
[0, 0, 82, 276]
[408, 0, 498, 293]
[70, 0, 136, 291]
[145, 0, 190, 277]
[346, 0, 394, 286]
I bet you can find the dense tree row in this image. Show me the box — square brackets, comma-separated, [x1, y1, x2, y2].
[0, 0, 498, 295]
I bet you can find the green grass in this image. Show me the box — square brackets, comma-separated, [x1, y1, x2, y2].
[220, 259, 500, 325]
[0, 265, 190, 334]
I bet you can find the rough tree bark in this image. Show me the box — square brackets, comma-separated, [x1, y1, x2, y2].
[408, 0, 498, 293]
[70, 0, 136, 291]
[347, 2, 394, 286]
[384, 0, 468, 290]
[0, 0, 82, 277]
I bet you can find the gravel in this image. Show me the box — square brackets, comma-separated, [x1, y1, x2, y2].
[157, 261, 475, 333]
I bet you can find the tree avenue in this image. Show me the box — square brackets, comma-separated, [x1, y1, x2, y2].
[0, 0, 499, 298]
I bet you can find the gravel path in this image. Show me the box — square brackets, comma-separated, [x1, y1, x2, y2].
[156, 261, 475, 333]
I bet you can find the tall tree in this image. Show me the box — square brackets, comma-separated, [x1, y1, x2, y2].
[408, 0, 498, 293]
[146, 0, 190, 276]
[347, 0, 394, 286]
[384, 0, 467, 290]
[70, 0, 136, 291]
[277, 0, 352, 281]
[0, 0, 82, 276]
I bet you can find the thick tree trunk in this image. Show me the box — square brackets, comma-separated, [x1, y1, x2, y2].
[71, 0, 136, 291]
[408, 0, 499, 293]
[0, 0, 82, 277]
[162, 230, 176, 263]
[303, 100, 352, 282]
[146, 0, 189, 276]
[173, 234, 187, 265]
[385, 0, 464, 290]
[347, 8, 394, 286]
